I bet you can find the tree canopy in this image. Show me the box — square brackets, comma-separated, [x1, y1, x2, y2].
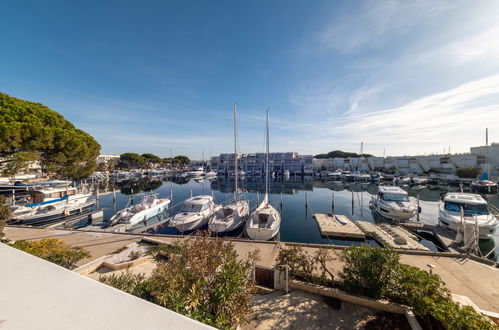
[314, 150, 374, 159]
[0, 92, 101, 179]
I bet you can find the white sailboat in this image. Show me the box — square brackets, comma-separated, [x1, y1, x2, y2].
[209, 104, 250, 233]
[246, 110, 281, 240]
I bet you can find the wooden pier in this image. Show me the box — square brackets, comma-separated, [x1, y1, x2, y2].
[356, 221, 429, 251]
[313, 214, 365, 239]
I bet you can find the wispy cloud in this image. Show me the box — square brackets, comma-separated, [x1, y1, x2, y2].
[317, 0, 458, 53]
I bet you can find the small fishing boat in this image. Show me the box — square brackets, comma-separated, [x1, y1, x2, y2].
[246, 110, 281, 240]
[438, 193, 498, 238]
[369, 186, 419, 222]
[169, 195, 219, 232]
[110, 194, 171, 226]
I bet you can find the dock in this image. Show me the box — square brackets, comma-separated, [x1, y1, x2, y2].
[356, 221, 429, 251]
[313, 213, 365, 239]
[399, 222, 463, 253]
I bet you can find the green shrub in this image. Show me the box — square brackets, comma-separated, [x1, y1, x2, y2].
[389, 264, 496, 330]
[456, 166, 481, 179]
[338, 244, 399, 299]
[100, 237, 259, 329]
[276, 246, 335, 285]
[10, 238, 90, 269]
[0, 195, 12, 238]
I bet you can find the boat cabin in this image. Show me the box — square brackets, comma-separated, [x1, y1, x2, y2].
[442, 193, 489, 216]
[180, 196, 213, 213]
[26, 187, 77, 204]
[376, 186, 409, 202]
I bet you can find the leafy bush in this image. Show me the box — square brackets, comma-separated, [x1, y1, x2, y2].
[389, 264, 496, 330]
[100, 237, 259, 329]
[338, 244, 399, 299]
[100, 271, 149, 298]
[0, 195, 12, 238]
[456, 166, 481, 179]
[276, 246, 335, 285]
[10, 238, 91, 269]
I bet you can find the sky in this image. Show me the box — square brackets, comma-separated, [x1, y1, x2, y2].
[1, 0, 499, 159]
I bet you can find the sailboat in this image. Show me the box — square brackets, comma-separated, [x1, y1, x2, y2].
[471, 128, 498, 194]
[246, 110, 281, 240]
[209, 104, 250, 233]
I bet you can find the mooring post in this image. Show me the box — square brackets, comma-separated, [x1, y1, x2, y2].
[331, 192, 335, 215]
[416, 194, 420, 221]
[190, 189, 193, 198]
[12, 190, 15, 206]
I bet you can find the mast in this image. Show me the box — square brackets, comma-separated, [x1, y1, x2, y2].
[265, 109, 270, 203]
[234, 103, 238, 201]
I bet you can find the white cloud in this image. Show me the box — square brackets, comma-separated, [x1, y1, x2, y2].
[318, 0, 457, 53]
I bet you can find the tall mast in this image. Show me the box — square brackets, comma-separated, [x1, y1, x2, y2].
[265, 109, 270, 203]
[234, 104, 238, 201]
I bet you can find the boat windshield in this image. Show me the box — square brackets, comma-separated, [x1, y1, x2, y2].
[181, 203, 204, 213]
[381, 193, 409, 202]
[444, 202, 488, 215]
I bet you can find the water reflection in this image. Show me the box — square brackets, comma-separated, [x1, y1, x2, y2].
[85, 176, 499, 260]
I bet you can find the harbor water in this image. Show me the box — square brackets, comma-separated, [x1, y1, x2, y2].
[89, 176, 499, 260]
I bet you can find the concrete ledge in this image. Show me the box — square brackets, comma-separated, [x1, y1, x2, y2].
[289, 279, 407, 314]
[102, 256, 152, 271]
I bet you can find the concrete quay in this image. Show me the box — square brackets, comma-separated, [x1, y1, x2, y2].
[3, 226, 499, 313]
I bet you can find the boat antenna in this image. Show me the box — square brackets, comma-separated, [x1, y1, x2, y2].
[265, 109, 270, 204]
[234, 103, 238, 202]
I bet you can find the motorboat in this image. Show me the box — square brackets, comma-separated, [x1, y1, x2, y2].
[438, 193, 498, 238]
[246, 110, 281, 240]
[471, 180, 498, 194]
[169, 195, 219, 232]
[283, 170, 290, 178]
[209, 105, 249, 234]
[110, 194, 171, 226]
[204, 170, 217, 177]
[10, 190, 96, 225]
[369, 186, 419, 222]
[353, 172, 371, 182]
[411, 177, 428, 186]
[186, 167, 205, 177]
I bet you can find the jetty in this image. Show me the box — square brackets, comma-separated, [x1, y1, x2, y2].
[356, 221, 429, 251]
[313, 213, 365, 239]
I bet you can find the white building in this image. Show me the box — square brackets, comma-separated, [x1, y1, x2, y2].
[212, 152, 313, 175]
[96, 154, 120, 164]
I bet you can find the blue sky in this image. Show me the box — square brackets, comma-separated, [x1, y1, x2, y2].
[1, 0, 499, 159]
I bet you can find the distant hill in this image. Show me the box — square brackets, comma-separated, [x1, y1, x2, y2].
[314, 150, 374, 159]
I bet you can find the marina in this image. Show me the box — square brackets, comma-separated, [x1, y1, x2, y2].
[5, 174, 498, 261]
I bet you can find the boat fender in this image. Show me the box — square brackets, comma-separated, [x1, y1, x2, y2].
[418, 206, 422, 213]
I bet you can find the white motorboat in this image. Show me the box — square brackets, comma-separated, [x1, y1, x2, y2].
[370, 186, 419, 222]
[438, 193, 498, 238]
[204, 171, 217, 177]
[10, 189, 96, 225]
[246, 110, 281, 240]
[353, 172, 371, 182]
[187, 166, 205, 177]
[169, 195, 219, 232]
[110, 194, 171, 226]
[209, 104, 250, 233]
